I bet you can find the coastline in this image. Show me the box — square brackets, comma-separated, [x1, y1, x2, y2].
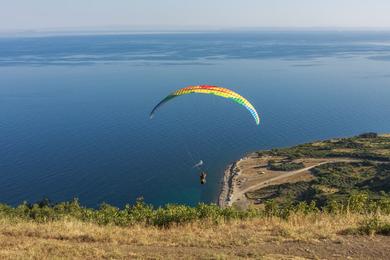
[217, 153, 326, 208]
[217, 163, 234, 207]
[218, 158, 243, 207]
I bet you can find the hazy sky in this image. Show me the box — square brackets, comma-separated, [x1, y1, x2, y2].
[1, 0, 390, 31]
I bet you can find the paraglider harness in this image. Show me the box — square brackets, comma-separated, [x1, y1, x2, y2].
[200, 172, 207, 185]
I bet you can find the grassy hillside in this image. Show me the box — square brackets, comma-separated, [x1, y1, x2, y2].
[1, 210, 389, 259]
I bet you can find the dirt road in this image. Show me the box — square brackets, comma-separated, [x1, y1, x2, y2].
[228, 159, 356, 207]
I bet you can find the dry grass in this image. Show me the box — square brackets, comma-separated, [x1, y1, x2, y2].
[1, 213, 390, 259]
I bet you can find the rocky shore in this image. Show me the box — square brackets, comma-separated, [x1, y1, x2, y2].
[218, 160, 241, 207]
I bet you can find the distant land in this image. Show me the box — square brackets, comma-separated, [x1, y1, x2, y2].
[219, 133, 390, 209]
[2, 26, 390, 38]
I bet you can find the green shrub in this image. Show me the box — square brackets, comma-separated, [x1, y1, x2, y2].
[324, 199, 344, 214]
[359, 132, 378, 139]
[268, 161, 304, 171]
[355, 216, 390, 236]
[347, 192, 369, 213]
[295, 201, 319, 215]
[153, 204, 198, 227]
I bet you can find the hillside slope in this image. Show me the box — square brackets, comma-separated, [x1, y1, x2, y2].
[220, 133, 390, 209]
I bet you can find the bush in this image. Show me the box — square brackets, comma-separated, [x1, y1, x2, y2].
[268, 161, 304, 171]
[359, 132, 378, 139]
[354, 216, 390, 236]
[153, 204, 198, 227]
[347, 192, 369, 213]
[295, 201, 319, 215]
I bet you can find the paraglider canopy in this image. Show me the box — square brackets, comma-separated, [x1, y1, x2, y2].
[150, 85, 260, 125]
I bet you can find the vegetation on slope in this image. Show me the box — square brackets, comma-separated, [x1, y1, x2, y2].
[267, 160, 305, 171]
[257, 132, 390, 161]
[0, 193, 389, 228]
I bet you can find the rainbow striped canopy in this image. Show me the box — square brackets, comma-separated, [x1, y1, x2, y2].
[150, 85, 260, 125]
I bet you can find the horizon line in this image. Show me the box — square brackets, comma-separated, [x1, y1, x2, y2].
[2, 26, 390, 37]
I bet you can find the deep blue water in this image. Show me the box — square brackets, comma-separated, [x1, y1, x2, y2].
[1, 31, 390, 207]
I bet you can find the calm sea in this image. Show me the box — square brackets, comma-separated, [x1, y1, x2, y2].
[1, 31, 390, 207]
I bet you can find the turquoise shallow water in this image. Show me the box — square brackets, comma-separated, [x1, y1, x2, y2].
[1, 31, 390, 207]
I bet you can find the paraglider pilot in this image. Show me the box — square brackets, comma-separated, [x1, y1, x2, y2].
[200, 172, 207, 185]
